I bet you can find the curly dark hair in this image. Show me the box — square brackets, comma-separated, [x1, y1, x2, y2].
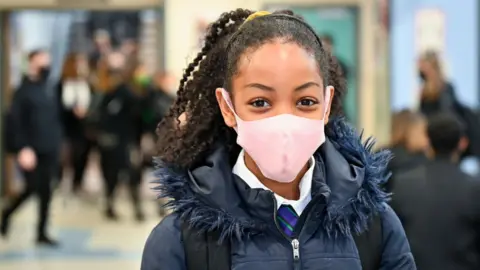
[157, 9, 347, 168]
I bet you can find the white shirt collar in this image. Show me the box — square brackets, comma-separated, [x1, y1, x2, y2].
[232, 150, 314, 216]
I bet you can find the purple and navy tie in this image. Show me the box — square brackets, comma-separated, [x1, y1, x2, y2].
[276, 204, 299, 237]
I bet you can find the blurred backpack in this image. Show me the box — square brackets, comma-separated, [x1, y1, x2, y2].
[181, 214, 383, 270]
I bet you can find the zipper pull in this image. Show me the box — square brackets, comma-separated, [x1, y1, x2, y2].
[291, 239, 300, 261]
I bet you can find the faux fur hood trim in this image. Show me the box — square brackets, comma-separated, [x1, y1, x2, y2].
[153, 118, 391, 240]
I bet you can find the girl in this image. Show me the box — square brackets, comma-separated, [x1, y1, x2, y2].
[142, 9, 414, 270]
[388, 110, 429, 174]
[385, 110, 429, 193]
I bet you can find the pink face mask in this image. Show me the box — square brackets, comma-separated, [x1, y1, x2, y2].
[221, 88, 331, 183]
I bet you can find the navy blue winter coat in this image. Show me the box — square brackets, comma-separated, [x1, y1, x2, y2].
[141, 119, 416, 270]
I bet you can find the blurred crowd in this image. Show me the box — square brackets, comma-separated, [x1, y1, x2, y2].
[1, 29, 175, 247]
[386, 51, 480, 269]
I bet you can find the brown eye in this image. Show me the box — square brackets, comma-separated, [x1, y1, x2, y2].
[250, 99, 271, 108]
[297, 98, 318, 107]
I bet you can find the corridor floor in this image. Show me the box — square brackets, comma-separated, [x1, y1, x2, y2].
[0, 191, 160, 270]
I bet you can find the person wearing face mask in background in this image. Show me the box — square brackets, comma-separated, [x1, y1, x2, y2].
[418, 51, 457, 117]
[418, 51, 480, 159]
[97, 51, 144, 221]
[141, 10, 414, 270]
[1, 50, 62, 247]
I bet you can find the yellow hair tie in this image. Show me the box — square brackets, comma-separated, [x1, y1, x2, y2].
[244, 11, 271, 24]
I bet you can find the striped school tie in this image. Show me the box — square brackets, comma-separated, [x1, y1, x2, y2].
[276, 204, 299, 237]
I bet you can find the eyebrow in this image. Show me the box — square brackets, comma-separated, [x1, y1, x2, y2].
[245, 82, 321, 92]
[295, 82, 321, 91]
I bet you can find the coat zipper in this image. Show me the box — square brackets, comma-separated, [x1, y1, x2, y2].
[291, 238, 301, 268]
[272, 193, 325, 270]
[271, 194, 301, 269]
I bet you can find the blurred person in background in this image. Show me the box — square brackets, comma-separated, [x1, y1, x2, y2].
[132, 65, 154, 154]
[386, 109, 429, 192]
[121, 39, 138, 60]
[1, 50, 62, 246]
[126, 62, 150, 218]
[419, 51, 480, 158]
[142, 71, 175, 142]
[57, 53, 93, 194]
[90, 54, 112, 93]
[88, 31, 113, 95]
[320, 34, 349, 79]
[121, 39, 140, 84]
[97, 51, 144, 221]
[89, 29, 112, 72]
[390, 113, 480, 270]
[140, 70, 175, 217]
[419, 51, 458, 117]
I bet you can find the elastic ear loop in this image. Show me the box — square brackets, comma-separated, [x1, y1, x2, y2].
[221, 89, 238, 117]
[221, 89, 240, 131]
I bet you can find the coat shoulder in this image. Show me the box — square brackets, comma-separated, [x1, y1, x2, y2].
[141, 214, 186, 270]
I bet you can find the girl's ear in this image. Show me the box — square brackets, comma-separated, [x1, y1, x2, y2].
[215, 88, 237, 128]
[324, 86, 335, 125]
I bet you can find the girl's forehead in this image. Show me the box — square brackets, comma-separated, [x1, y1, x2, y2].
[235, 42, 318, 77]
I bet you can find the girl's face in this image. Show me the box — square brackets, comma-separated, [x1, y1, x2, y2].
[406, 120, 429, 152]
[216, 41, 333, 127]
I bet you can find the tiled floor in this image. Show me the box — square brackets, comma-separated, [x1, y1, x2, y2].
[0, 166, 161, 270]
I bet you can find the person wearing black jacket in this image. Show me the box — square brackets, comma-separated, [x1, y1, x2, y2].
[141, 72, 174, 143]
[418, 51, 457, 117]
[139, 71, 175, 217]
[57, 53, 93, 194]
[418, 51, 480, 158]
[390, 113, 480, 270]
[97, 51, 144, 221]
[1, 50, 62, 246]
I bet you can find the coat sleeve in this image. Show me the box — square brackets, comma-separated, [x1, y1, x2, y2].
[141, 214, 186, 270]
[379, 204, 416, 270]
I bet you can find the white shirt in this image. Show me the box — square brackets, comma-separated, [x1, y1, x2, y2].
[232, 150, 315, 216]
